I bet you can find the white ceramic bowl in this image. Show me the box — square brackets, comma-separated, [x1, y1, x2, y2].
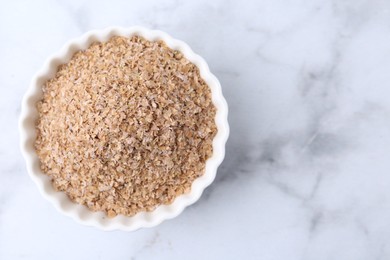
[19, 26, 229, 231]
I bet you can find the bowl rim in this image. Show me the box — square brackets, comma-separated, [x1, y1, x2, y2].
[19, 26, 229, 231]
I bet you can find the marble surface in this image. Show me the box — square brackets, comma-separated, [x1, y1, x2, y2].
[1, 0, 390, 259]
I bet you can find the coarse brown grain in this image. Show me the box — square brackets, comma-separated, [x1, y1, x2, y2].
[35, 36, 217, 217]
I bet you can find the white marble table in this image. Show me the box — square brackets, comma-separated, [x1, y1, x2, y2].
[1, 0, 390, 259]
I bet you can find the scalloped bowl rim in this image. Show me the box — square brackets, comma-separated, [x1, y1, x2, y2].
[19, 26, 229, 231]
